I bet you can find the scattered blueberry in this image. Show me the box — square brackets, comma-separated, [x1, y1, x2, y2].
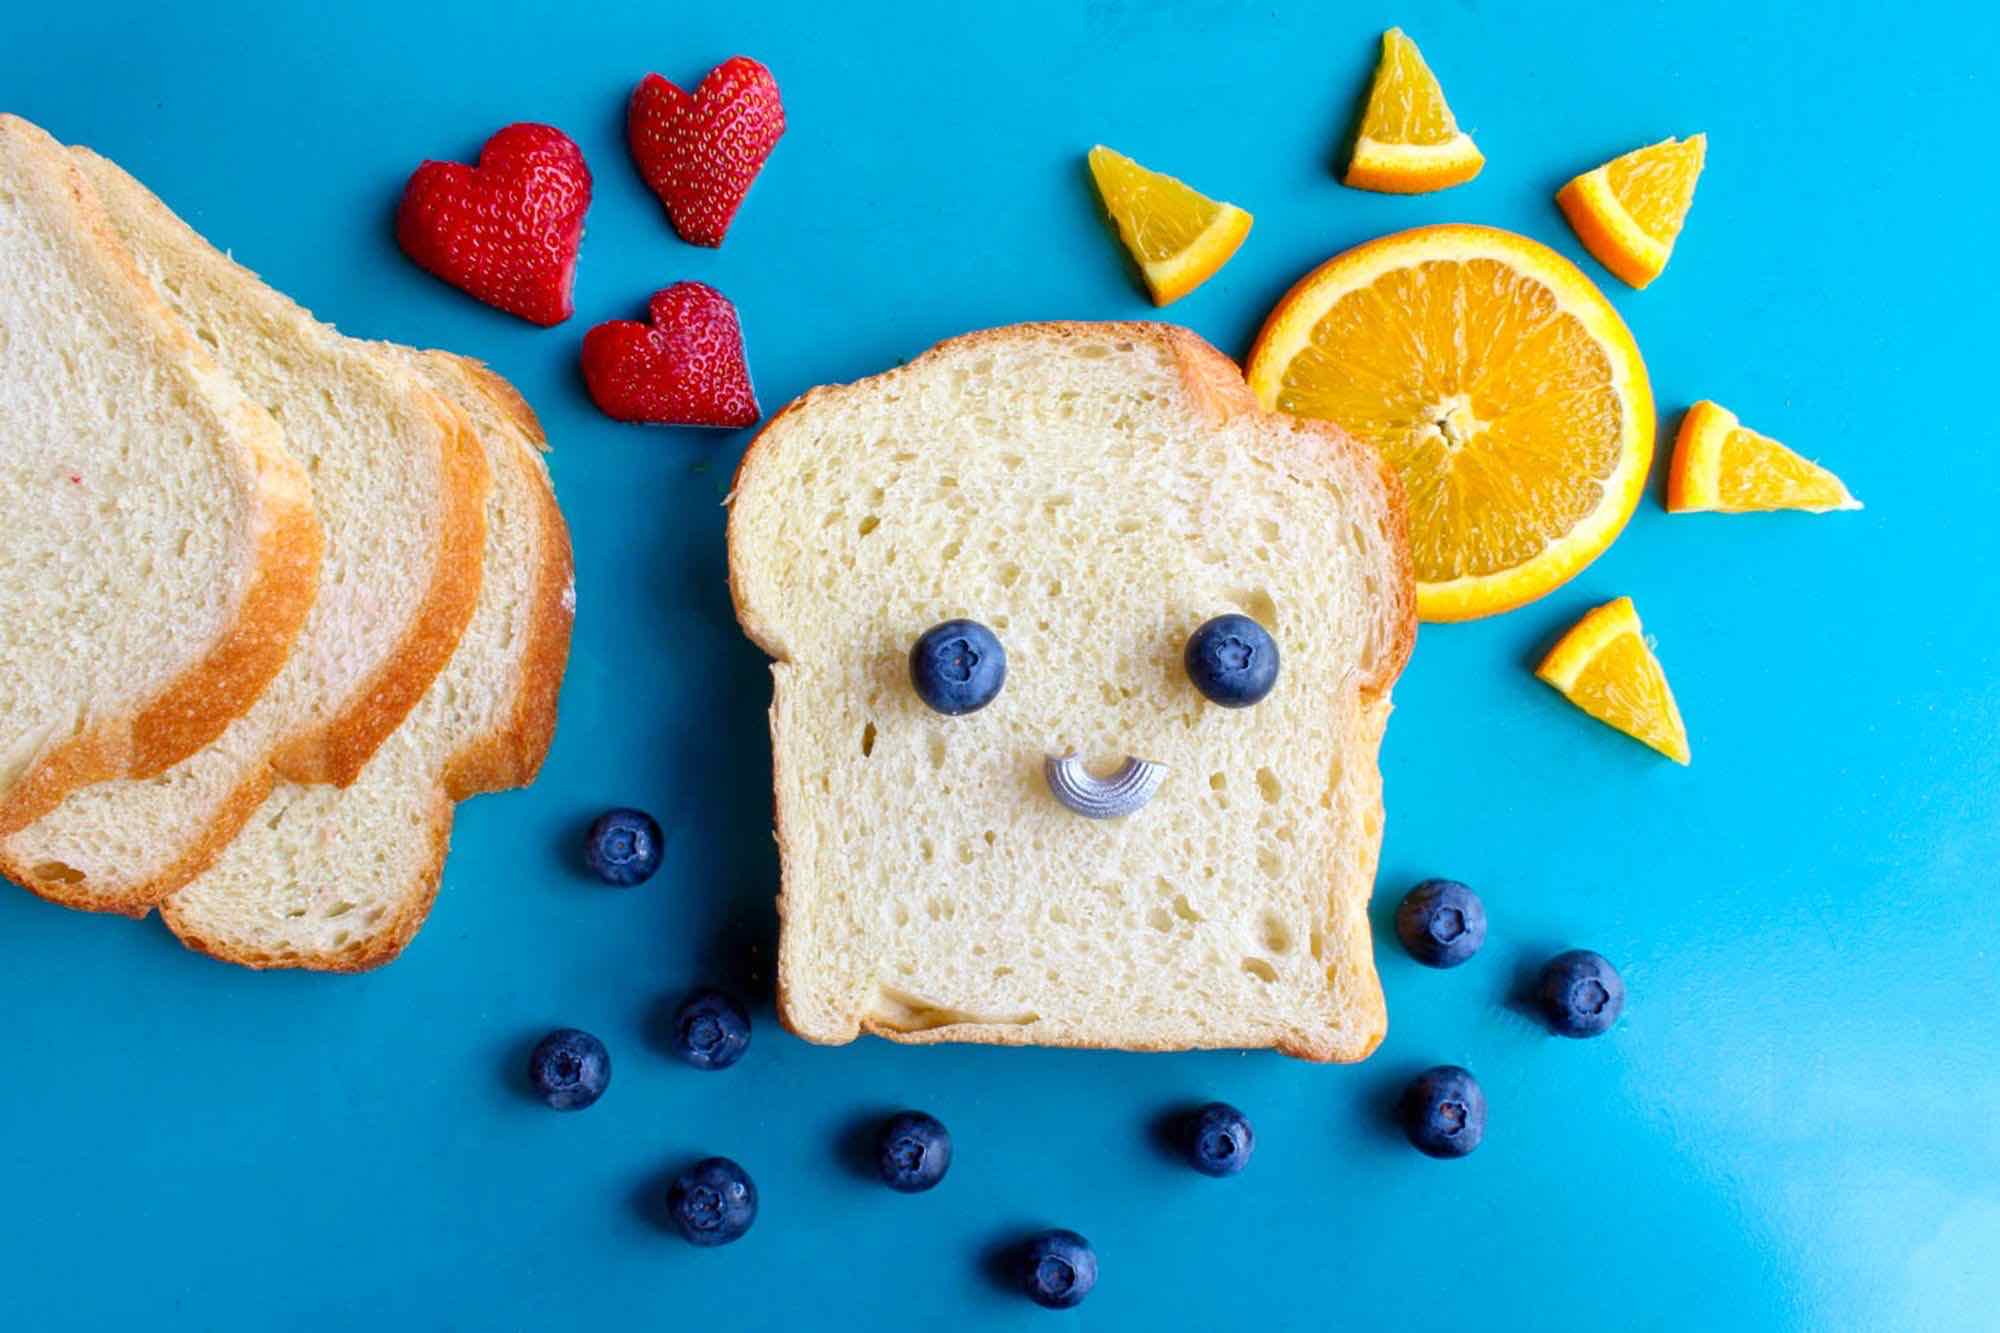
[527, 1028, 611, 1110]
[1400, 1065, 1485, 1159]
[910, 619, 1007, 715]
[1185, 1102, 1255, 1177]
[584, 808, 663, 886]
[1184, 613, 1279, 708]
[876, 1110, 952, 1193]
[1019, 1229, 1097, 1309]
[1536, 949, 1626, 1037]
[666, 1157, 758, 1247]
[670, 988, 751, 1070]
[1394, 879, 1487, 968]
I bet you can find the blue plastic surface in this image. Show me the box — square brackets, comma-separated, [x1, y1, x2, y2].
[2, 3, 1996, 1329]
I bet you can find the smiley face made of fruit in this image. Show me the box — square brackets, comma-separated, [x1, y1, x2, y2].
[907, 612, 1279, 818]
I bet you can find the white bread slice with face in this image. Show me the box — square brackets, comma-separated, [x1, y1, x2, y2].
[728, 323, 1415, 1062]
[0, 149, 489, 913]
[159, 352, 573, 970]
[0, 114, 320, 835]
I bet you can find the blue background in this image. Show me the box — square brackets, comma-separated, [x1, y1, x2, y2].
[3, 2, 1995, 1329]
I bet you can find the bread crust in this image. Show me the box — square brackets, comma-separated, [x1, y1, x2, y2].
[159, 353, 572, 970]
[0, 115, 323, 836]
[5, 765, 277, 918]
[727, 321, 1416, 1062]
[1, 152, 501, 910]
[453, 358, 550, 455]
[270, 387, 491, 787]
[0, 372, 489, 915]
[437, 356, 574, 801]
[73, 146, 495, 790]
[161, 785, 455, 972]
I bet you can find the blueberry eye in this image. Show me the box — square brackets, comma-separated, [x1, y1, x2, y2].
[1184, 614, 1279, 707]
[910, 619, 1006, 715]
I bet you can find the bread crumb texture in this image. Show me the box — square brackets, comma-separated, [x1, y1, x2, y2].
[0, 115, 313, 829]
[729, 324, 1412, 1061]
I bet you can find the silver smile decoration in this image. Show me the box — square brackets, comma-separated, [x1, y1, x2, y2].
[1043, 751, 1168, 819]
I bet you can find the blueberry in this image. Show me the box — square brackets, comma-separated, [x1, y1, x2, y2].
[666, 1157, 758, 1247]
[527, 1028, 610, 1110]
[1394, 879, 1487, 968]
[1536, 949, 1625, 1037]
[1184, 614, 1279, 708]
[910, 619, 1006, 715]
[1019, 1229, 1097, 1309]
[1185, 1102, 1254, 1177]
[669, 987, 751, 1070]
[584, 808, 662, 886]
[875, 1110, 952, 1192]
[1400, 1065, 1485, 1158]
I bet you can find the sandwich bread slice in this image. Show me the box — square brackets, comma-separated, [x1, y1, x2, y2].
[160, 351, 573, 969]
[0, 146, 489, 913]
[727, 322, 1414, 1061]
[0, 114, 320, 835]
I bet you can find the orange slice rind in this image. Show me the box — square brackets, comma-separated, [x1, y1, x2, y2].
[1667, 401, 1861, 514]
[1536, 596, 1690, 764]
[1557, 135, 1706, 288]
[1087, 145, 1252, 306]
[1345, 28, 1484, 194]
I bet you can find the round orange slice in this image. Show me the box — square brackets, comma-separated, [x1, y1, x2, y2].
[1556, 135, 1706, 289]
[1087, 145, 1252, 306]
[1668, 401, 1861, 513]
[1345, 28, 1484, 194]
[1247, 224, 1655, 622]
[1536, 596, 1690, 764]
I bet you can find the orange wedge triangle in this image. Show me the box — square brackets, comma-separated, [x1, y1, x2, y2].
[1536, 597, 1690, 764]
[1087, 145, 1252, 305]
[1557, 135, 1706, 288]
[1668, 401, 1861, 513]
[1345, 29, 1484, 194]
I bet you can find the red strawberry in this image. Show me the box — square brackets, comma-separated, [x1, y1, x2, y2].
[396, 123, 592, 326]
[580, 282, 759, 427]
[627, 57, 785, 248]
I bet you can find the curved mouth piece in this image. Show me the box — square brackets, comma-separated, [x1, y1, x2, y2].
[1044, 751, 1167, 819]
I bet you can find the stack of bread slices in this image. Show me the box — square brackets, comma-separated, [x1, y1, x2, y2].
[0, 114, 573, 970]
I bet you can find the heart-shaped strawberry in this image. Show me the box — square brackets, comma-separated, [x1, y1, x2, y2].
[628, 57, 785, 248]
[396, 123, 592, 326]
[580, 282, 759, 427]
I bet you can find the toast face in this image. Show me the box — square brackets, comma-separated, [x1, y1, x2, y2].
[0, 149, 489, 914]
[728, 323, 1414, 1061]
[160, 352, 574, 970]
[0, 114, 320, 835]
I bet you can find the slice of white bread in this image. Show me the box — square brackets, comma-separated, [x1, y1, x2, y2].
[160, 351, 573, 970]
[728, 323, 1415, 1061]
[0, 149, 490, 914]
[0, 114, 320, 835]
